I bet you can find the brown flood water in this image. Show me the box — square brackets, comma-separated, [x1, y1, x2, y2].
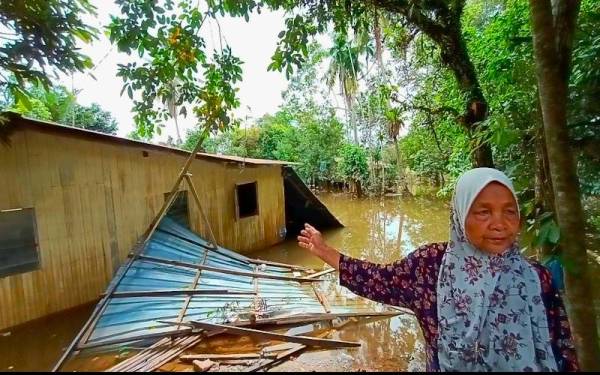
[0, 192, 450, 372]
[251, 192, 451, 372]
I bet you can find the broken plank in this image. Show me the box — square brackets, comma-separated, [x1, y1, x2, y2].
[248, 332, 331, 372]
[187, 321, 360, 349]
[311, 284, 331, 314]
[261, 343, 300, 353]
[193, 359, 215, 372]
[137, 254, 323, 283]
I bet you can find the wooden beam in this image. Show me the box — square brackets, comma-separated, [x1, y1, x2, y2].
[306, 268, 336, 279]
[185, 321, 361, 349]
[389, 306, 416, 316]
[210, 359, 255, 366]
[247, 258, 310, 271]
[159, 311, 401, 330]
[102, 289, 255, 298]
[137, 254, 323, 283]
[176, 242, 208, 331]
[180, 353, 277, 361]
[252, 265, 260, 322]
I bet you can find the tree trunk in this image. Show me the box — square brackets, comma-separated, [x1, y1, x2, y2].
[346, 94, 358, 144]
[374, 10, 384, 70]
[534, 124, 557, 259]
[530, 0, 600, 370]
[381, 164, 385, 196]
[438, 32, 493, 167]
[394, 140, 411, 196]
[355, 179, 363, 198]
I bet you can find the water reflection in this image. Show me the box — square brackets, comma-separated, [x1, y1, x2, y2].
[257, 192, 450, 265]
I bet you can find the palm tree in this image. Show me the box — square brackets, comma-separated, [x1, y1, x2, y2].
[326, 32, 364, 144]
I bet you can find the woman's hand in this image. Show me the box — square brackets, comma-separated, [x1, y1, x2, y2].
[297, 223, 340, 270]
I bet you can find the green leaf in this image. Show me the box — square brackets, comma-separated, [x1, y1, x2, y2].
[547, 220, 560, 244]
[13, 88, 32, 111]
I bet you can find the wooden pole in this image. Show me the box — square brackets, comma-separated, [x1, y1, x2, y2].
[159, 311, 402, 329]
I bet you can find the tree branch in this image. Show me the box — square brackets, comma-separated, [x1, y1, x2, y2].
[369, 0, 448, 44]
[391, 96, 460, 118]
[409, 104, 460, 117]
[425, 116, 446, 156]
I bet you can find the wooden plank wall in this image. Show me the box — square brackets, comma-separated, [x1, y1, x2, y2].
[0, 125, 286, 330]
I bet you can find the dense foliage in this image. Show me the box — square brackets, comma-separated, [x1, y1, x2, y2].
[3, 84, 118, 134]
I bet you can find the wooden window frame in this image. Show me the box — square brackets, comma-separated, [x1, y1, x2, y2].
[0, 207, 41, 278]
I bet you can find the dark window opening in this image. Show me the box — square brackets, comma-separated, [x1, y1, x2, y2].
[164, 191, 190, 228]
[236, 182, 258, 219]
[0, 208, 40, 278]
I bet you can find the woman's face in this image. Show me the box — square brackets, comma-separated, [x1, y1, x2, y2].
[465, 182, 520, 255]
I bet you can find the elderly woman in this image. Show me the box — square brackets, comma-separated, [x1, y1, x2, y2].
[297, 168, 579, 372]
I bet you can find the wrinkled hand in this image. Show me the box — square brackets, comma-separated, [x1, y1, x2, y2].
[297, 223, 341, 270]
[297, 223, 326, 255]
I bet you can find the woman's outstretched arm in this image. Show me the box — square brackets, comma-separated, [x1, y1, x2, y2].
[297, 223, 418, 308]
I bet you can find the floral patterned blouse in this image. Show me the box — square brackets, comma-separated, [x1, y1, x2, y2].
[338, 242, 580, 372]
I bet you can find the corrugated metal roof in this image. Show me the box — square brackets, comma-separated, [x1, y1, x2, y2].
[70, 217, 385, 352]
[4, 112, 299, 166]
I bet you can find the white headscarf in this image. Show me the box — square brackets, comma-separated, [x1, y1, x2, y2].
[436, 168, 558, 371]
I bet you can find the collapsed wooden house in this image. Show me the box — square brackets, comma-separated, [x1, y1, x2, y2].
[1, 113, 402, 372]
[0, 112, 342, 331]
